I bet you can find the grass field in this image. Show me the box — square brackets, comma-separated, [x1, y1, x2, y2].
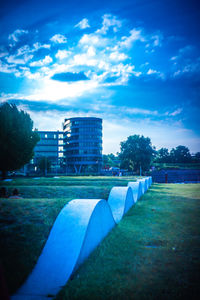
[0, 176, 135, 294]
[0, 178, 199, 299]
[56, 183, 200, 300]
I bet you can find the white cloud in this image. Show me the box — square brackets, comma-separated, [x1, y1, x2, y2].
[179, 45, 195, 54]
[147, 69, 157, 75]
[87, 46, 96, 57]
[182, 63, 200, 73]
[170, 45, 196, 67]
[15, 43, 50, 57]
[33, 42, 51, 50]
[50, 34, 67, 44]
[172, 59, 200, 77]
[119, 29, 145, 48]
[147, 68, 165, 79]
[0, 61, 17, 73]
[24, 78, 99, 101]
[124, 107, 158, 116]
[30, 55, 53, 67]
[96, 14, 122, 34]
[22, 70, 41, 80]
[173, 70, 181, 77]
[0, 51, 9, 58]
[73, 53, 98, 67]
[6, 54, 33, 65]
[98, 60, 110, 71]
[75, 18, 90, 29]
[109, 52, 128, 61]
[169, 108, 183, 116]
[8, 29, 28, 42]
[140, 62, 149, 68]
[16, 45, 31, 56]
[170, 56, 177, 61]
[79, 34, 108, 47]
[152, 34, 163, 47]
[55, 50, 71, 60]
[1, 14, 167, 100]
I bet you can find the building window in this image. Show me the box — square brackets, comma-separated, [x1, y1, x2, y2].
[59, 134, 63, 139]
[54, 134, 56, 139]
[59, 153, 64, 157]
[58, 140, 63, 145]
[45, 134, 48, 138]
[59, 146, 63, 151]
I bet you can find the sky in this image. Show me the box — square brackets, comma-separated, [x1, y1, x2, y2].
[0, 0, 200, 154]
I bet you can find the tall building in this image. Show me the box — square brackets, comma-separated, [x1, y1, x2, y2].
[63, 117, 103, 173]
[33, 131, 64, 172]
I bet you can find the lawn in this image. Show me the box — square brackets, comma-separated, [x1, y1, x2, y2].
[56, 183, 200, 300]
[0, 180, 199, 299]
[0, 176, 135, 294]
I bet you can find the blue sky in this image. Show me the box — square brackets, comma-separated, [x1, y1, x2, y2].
[0, 0, 200, 153]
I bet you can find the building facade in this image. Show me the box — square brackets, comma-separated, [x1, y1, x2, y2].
[33, 131, 64, 172]
[63, 117, 103, 173]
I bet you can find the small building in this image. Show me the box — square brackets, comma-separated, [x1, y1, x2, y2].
[32, 131, 64, 173]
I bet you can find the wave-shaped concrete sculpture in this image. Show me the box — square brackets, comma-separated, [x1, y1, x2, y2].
[127, 181, 142, 201]
[12, 177, 152, 300]
[107, 186, 134, 223]
[137, 178, 148, 194]
[136, 178, 145, 195]
[12, 199, 115, 300]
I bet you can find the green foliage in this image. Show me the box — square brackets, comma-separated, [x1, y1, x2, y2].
[155, 147, 170, 163]
[0, 103, 40, 175]
[102, 153, 120, 168]
[169, 145, 191, 163]
[154, 145, 196, 164]
[119, 135, 155, 172]
[194, 152, 200, 162]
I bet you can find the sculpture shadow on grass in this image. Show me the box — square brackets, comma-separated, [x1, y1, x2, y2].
[12, 177, 152, 300]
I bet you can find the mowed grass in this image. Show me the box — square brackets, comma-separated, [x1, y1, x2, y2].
[1, 176, 136, 187]
[0, 176, 135, 294]
[56, 184, 200, 300]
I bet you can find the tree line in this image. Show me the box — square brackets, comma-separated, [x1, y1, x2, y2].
[0, 103, 200, 178]
[103, 136, 200, 172]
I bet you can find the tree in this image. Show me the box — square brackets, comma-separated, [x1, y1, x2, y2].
[38, 157, 51, 175]
[155, 148, 170, 163]
[0, 103, 40, 178]
[169, 145, 191, 163]
[118, 135, 155, 173]
[102, 153, 120, 169]
[194, 152, 200, 162]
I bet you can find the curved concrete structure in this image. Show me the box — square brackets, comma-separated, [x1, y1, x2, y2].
[136, 179, 145, 195]
[128, 181, 142, 201]
[12, 177, 152, 300]
[146, 177, 152, 189]
[137, 178, 148, 194]
[12, 199, 115, 300]
[107, 187, 134, 223]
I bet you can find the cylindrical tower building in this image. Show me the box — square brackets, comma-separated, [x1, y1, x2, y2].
[63, 117, 102, 174]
